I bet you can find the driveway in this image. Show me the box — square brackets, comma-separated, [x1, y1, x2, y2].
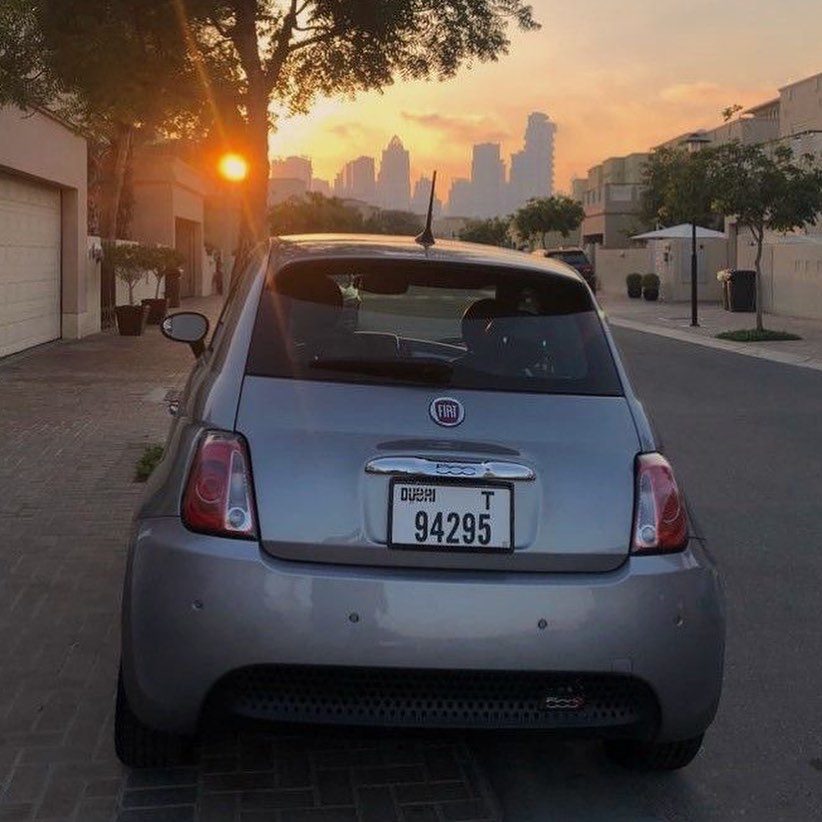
[0, 299, 498, 822]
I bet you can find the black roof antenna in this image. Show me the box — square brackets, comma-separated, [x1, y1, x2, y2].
[414, 171, 437, 248]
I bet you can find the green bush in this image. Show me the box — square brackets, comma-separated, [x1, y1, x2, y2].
[135, 444, 164, 482]
[642, 273, 660, 289]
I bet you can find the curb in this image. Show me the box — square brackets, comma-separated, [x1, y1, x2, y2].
[607, 317, 822, 373]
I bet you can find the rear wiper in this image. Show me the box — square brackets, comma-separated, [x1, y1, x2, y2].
[309, 357, 453, 384]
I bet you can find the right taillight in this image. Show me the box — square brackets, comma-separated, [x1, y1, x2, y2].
[631, 453, 688, 554]
[182, 431, 257, 539]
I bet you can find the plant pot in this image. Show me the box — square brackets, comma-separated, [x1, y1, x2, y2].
[627, 285, 642, 299]
[642, 288, 659, 302]
[115, 304, 149, 336]
[141, 297, 168, 325]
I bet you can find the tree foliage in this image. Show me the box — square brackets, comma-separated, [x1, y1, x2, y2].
[708, 142, 822, 331]
[513, 196, 584, 248]
[364, 209, 423, 236]
[640, 146, 720, 230]
[458, 216, 511, 246]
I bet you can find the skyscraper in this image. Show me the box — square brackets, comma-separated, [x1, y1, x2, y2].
[471, 143, 505, 218]
[377, 136, 411, 211]
[447, 178, 475, 217]
[508, 112, 556, 211]
[270, 156, 312, 187]
[411, 176, 442, 217]
[333, 156, 376, 202]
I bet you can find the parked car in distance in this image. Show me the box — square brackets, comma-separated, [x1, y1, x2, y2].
[117, 234, 724, 773]
[537, 247, 596, 291]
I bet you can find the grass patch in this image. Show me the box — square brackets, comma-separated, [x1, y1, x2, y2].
[716, 329, 802, 343]
[135, 444, 164, 482]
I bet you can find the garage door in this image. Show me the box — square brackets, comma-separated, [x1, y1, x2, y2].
[0, 172, 61, 358]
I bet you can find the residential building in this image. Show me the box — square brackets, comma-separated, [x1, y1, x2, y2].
[270, 156, 312, 187]
[377, 136, 411, 211]
[508, 112, 556, 211]
[311, 178, 331, 197]
[578, 152, 650, 249]
[779, 71, 822, 136]
[471, 143, 505, 218]
[0, 105, 90, 356]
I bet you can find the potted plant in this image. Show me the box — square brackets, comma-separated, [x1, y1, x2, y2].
[107, 242, 150, 335]
[626, 273, 642, 298]
[642, 272, 660, 302]
[141, 246, 183, 324]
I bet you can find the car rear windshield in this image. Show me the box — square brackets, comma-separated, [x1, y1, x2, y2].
[246, 258, 623, 396]
[548, 251, 589, 266]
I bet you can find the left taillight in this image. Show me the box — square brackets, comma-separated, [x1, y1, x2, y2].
[182, 431, 258, 539]
[631, 453, 688, 554]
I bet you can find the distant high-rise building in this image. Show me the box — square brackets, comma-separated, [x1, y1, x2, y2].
[471, 143, 505, 218]
[377, 136, 411, 211]
[508, 112, 556, 211]
[447, 178, 474, 217]
[347, 156, 376, 202]
[311, 178, 331, 197]
[270, 156, 312, 187]
[411, 176, 442, 217]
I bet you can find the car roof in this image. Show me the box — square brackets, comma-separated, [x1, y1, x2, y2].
[269, 234, 585, 284]
[545, 247, 586, 255]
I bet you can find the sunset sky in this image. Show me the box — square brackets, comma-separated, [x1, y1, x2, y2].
[268, 0, 822, 195]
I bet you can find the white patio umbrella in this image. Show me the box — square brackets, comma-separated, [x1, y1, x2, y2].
[631, 223, 726, 240]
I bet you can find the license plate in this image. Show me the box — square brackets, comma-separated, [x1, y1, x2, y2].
[389, 481, 513, 551]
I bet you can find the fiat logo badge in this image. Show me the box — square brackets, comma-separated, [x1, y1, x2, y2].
[430, 397, 464, 427]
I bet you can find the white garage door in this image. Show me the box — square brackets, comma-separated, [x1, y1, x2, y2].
[0, 172, 61, 358]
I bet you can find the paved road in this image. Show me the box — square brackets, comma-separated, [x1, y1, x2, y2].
[476, 328, 822, 821]
[2, 315, 821, 820]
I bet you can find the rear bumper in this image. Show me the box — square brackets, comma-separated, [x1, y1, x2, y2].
[121, 519, 724, 741]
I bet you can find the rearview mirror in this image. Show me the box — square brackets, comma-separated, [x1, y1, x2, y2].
[161, 312, 209, 357]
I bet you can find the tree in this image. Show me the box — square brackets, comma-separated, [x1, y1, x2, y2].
[458, 216, 511, 246]
[181, 0, 539, 259]
[364, 209, 423, 236]
[640, 146, 720, 231]
[268, 193, 365, 234]
[513, 195, 584, 248]
[708, 142, 822, 331]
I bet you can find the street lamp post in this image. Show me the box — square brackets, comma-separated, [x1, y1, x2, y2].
[682, 132, 712, 327]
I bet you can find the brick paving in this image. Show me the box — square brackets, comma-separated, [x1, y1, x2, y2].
[0, 298, 500, 822]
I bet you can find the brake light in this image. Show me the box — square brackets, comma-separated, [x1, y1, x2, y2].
[182, 432, 257, 539]
[631, 453, 688, 554]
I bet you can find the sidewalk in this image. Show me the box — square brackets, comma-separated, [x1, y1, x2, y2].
[600, 294, 822, 372]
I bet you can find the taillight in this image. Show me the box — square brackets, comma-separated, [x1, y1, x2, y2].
[182, 431, 257, 539]
[631, 453, 688, 554]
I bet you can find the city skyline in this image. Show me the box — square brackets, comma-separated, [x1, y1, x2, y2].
[267, 0, 821, 196]
[271, 113, 556, 217]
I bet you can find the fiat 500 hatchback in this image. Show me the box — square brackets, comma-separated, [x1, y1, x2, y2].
[117, 235, 724, 771]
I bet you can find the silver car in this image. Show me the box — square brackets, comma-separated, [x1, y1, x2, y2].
[117, 235, 724, 771]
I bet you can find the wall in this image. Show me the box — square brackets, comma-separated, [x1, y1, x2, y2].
[0, 106, 91, 338]
[594, 248, 653, 295]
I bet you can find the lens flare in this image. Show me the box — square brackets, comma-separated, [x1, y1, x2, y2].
[218, 153, 249, 182]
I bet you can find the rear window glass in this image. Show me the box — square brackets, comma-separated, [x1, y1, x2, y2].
[246, 259, 622, 396]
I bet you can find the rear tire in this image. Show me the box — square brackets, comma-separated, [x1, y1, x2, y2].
[115, 671, 191, 767]
[605, 734, 704, 771]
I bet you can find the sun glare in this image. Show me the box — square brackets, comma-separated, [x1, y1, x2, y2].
[218, 152, 249, 182]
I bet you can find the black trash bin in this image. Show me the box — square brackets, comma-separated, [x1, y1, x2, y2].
[727, 269, 756, 312]
[165, 267, 182, 309]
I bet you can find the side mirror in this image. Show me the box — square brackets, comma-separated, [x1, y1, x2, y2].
[161, 312, 209, 357]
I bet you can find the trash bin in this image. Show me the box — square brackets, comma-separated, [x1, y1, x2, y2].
[165, 267, 182, 308]
[727, 269, 756, 312]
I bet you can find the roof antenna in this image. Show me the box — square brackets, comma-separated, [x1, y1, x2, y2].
[414, 171, 437, 248]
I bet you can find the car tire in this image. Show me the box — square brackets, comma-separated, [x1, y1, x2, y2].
[604, 734, 704, 771]
[115, 671, 191, 767]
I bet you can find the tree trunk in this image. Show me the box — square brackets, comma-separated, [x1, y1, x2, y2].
[230, 94, 270, 287]
[753, 227, 764, 332]
[101, 123, 133, 241]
